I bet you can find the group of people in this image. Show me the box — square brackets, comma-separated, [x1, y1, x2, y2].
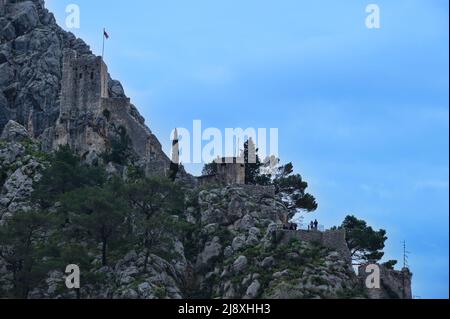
[282, 219, 320, 231]
[308, 219, 319, 231]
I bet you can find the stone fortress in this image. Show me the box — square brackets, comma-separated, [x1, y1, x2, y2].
[48, 33, 416, 302]
[0, 0, 413, 299]
[197, 156, 246, 186]
[51, 50, 171, 175]
[170, 119, 412, 299]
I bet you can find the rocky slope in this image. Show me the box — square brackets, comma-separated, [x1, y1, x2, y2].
[0, 1, 410, 299]
[0, 127, 365, 298]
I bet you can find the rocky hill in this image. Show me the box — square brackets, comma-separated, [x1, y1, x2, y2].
[0, 0, 412, 299]
[1, 0, 172, 177]
[0, 126, 365, 299]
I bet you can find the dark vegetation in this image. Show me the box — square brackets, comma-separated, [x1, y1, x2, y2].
[0, 146, 187, 298]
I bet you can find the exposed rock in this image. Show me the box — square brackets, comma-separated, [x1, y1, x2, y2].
[244, 280, 261, 299]
[1, 120, 30, 142]
[232, 235, 246, 251]
[261, 256, 275, 269]
[232, 256, 248, 273]
[196, 236, 222, 270]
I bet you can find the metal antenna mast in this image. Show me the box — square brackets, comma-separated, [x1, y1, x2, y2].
[402, 240, 410, 269]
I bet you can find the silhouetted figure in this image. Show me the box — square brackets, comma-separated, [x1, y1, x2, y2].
[310, 221, 314, 231]
[314, 219, 319, 231]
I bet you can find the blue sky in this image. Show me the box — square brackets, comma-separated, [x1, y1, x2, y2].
[46, 0, 449, 298]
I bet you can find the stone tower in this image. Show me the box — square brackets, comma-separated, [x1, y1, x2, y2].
[171, 128, 179, 165]
[60, 50, 109, 118]
[54, 49, 172, 176]
[215, 157, 245, 185]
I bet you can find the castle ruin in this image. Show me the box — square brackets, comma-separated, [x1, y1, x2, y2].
[358, 264, 413, 299]
[53, 50, 171, 175]
[197, 156, 246, 186]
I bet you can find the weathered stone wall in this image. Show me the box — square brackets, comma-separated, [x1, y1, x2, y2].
[102, 97, 150, 159]
[358, 264, 412, 299]
[238, 184, 276, 198]
[216, 162, 245, 185]
[60, 50, 108, 117]
[276, 229, 352, 266]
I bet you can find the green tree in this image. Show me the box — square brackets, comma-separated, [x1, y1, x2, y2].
[202, 162, 217, 176]
[336, 215, 388, 265]
[274, 173, 318, 213]
[243, 138, 263, 185]
[124, 177, 183, 271]
[33, 145, 105, 208]
[102, 126, 132, 165]
[60, 182, 128, 266]
[0, 211, 53, 298]
[382, 260, 398, 270]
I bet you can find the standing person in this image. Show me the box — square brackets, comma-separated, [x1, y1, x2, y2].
[314, 219, 319, 231]
[310, 221, 315, 231]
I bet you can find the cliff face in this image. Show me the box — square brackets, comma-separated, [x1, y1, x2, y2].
[0, 0, 171, 175]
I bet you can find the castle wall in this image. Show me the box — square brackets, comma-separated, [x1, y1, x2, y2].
[101, 97, 143, 154]
[216, 157, 245, 185]
[276, 229, 352, 266]
[102, 97, 171, 176]
[238, 184, 276, 198]
[60, 50, 108, 118]
[56, 50, 171, 176]
[358, 264, 413, 299]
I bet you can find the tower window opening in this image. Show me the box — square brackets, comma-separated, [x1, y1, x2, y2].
[90, 72, 94, 80]
[79, 73, 83, 79]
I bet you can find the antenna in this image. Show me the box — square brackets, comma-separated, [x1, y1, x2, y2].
[402, 240, 410, 269]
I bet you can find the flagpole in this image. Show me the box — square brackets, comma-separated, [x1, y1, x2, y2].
[102, 28, 105, 60]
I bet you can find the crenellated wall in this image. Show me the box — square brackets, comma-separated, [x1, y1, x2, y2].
[276, 229, 352, 266]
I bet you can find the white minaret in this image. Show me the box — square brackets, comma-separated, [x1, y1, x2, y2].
[171, 128, 180, 165]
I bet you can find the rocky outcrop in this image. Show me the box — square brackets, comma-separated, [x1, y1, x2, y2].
[0, 0, 172, 177]
[184, 186, 365, 299]
[0, 1, 411, 300]
[0, 121, 45, 222]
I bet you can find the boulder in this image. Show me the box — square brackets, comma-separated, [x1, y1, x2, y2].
[1, 120, 30, 142]
[196, 236, 222, 270]
[244, 280, 261, 299]
[232, 256, 248, 273]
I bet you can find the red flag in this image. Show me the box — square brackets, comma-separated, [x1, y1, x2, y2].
[103, 29, 109, 39]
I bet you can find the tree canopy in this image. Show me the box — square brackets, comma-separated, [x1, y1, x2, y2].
[334, 215, 395, 266]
